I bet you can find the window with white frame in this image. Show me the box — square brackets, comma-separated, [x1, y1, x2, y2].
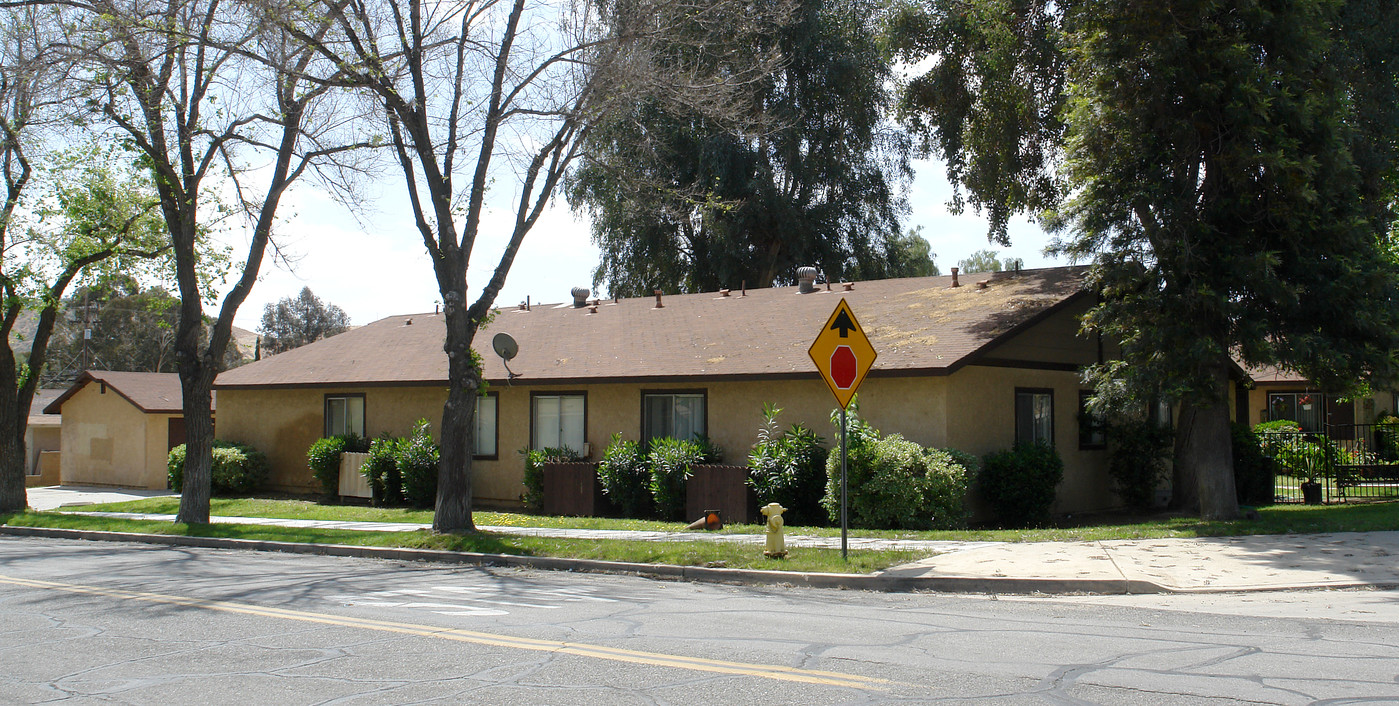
[474, 393, 498, 458]
[1015, 388, 1054, 446]
[532, 393, 586, 454]
[324, 395, 365, 438]
[1268, 391, 1324, 432]
[642, 392, 706, 445]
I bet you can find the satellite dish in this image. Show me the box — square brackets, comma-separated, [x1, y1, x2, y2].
[492, 333, 520, 384]
[492, 333, 518, 361]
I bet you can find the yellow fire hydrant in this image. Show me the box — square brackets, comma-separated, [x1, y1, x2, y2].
[761, 502, 788, 558]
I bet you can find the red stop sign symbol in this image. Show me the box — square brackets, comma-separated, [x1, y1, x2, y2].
[830, 345, 857, 389]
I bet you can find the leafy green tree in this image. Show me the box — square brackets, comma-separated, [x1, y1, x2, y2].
[0, 144, 169, 511]
[889, 0, 1399, 519]
[882, 226, 940, 278]
[569, 0, 910, 296]
[43, 286, 246, 385]
[258, 287, 350, 355]
[955, 249, 1021, 274]
[45, 287, 179, 383]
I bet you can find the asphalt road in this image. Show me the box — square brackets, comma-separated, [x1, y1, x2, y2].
[3, 536, 1398, 704]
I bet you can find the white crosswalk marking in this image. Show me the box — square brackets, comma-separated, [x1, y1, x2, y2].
[324, 583, 637, 618]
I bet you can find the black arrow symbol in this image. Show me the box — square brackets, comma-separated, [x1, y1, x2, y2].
[830, 308, 857, 338]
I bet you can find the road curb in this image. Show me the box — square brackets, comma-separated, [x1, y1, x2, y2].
[0, 524, 1183, 594]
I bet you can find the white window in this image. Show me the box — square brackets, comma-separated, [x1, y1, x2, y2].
[1015, 388, 1053, 446]
[643, 392, 706, 444]
[1269, 392, 1323, 432]
[474, 394, 498, 458]
[532, 394, 586, 454]
[325, 395, 365, 438]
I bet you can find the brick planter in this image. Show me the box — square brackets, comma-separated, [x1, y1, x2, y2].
[542, 461, 606, 516]
[685, 464, 754, 525]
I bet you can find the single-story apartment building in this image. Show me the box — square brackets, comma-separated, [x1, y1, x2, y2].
[45, 371, 191, 490]
[214, 266, 1152, 514]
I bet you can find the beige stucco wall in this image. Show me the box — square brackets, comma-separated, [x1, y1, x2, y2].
[214, 385, 450, 493]
[25, 451, 61, 487]
[58, 384, 174, 489]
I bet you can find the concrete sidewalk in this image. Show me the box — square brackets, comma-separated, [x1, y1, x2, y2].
[19, 485, 1399, 594]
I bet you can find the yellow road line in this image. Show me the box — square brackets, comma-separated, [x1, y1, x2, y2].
[0, 574, 889, 690]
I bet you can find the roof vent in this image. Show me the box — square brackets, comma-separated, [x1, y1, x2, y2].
[950, 267, 961, 288]
[571, 286, 591, 308]
[797, 266, 818, 294]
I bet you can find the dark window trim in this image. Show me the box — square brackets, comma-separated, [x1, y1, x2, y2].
[1015, 387, 1055, 447]
[473, 391, 500, 461]
[1078, 389, 1106, 450]
[639, 389, 709, 445]
[323, 393, 366, 438]
[529, 391, 588, 452]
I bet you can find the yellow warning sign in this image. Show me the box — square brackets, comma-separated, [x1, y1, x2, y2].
[807, 299, 877, 409]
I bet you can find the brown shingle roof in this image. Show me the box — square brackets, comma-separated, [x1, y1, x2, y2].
[1244, 364, 1312, 385]
[214, 266, 1090, 389]
[44, 371, 188, 414]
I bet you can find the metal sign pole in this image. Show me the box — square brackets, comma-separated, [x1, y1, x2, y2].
[841, 406, 848, 561]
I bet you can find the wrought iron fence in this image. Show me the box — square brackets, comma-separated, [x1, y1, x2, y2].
[1257, 423, 1399, 504]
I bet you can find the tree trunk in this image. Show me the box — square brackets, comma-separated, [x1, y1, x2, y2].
[0, 390, 26, 512]
[174, 348, 216, 525]
[1174, 365, 1239, 520]
[433, 295, 478, 533]
[1170, 404, 1200, 514]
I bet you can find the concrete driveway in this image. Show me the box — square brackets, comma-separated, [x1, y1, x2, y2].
[26, 486, 177, 511]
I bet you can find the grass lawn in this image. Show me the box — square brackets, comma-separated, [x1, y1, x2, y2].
[0, 510, 914, 574]
[33, 495, 1399, 541]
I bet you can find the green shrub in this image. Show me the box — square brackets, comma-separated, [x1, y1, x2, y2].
[168, 444, 186, 491]
[816, 403, 971, 530]
[168, 440, 269, 495]
[210, 444, 270, 494]
[819, 401, 883, 525]
[520, 446, 583, 510]
[748, 404, 828, 525]
[306, 434, 367, 499]
[822, 433, 971, 530]
[1105, 419, 1172, 512]
[361, 436, 405, 506]
[597, 434, 651, 518]
[398, 419, 440, 509]
[979, 443, 1064, 528]
[1254, 419, 1302, 434]
[692, 434, 724, 464]
[921, 447, 972, 529]
[1375, 412, 1399, 461]
[1231, 422, 1275, 506]
[648, 437, 704, 520]
[1254, 421, 1338, 482]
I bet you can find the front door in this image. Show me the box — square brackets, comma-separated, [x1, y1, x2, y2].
[1326, 397, 1355, 440]
[168, 417, 186, 451]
